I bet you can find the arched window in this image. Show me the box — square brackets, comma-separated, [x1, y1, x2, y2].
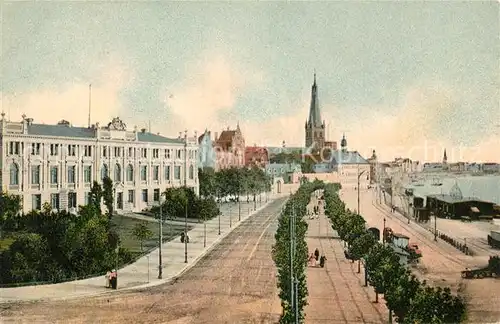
[101, 164, 108, 180]
[126, 165, 134, 182]
[189, 165, 194, 179]
[10, 163, 19, 185]
[114, 164, 121, 182]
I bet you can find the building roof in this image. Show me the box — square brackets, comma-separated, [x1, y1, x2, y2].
[329, 150, 369, 165]
[245, 146, 268, 153]
[198, 131, 211, 144]
[307, 73, 322, 127]
[24, 123, 182, 144]
[27, 124, 96, 139]
[406, 175, 500, 205]
[217, 130, 236, 143]
[266, 147, 304, 155]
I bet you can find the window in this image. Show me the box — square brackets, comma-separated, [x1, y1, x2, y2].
[114, 164, 121, 182]
[165, 149, 171, 159]
[153, 165, 159, 181]
[128, 147, 134, 157]
[176, 150, 182, 159]
[126, 165, 134, 182]
[128, 190, 134, 203]
[68, 192, 77, 208]
[153, 189, 160, 202]
[50, 166, 58, 184]
[189, 165, 194, 179]
[153, 149, 159, 158]
[84, 166, 92, 183]
[83, 145, 92, 157]
[164, 165, 171, 181]
[84, 192, 92, 205]
[32, 194, 42, 211]
[174, 166, 181, 180]
[101, 164, 108, 180]
[102, 146, 108, 157]
[31, 165, 40, 184]
[142, 189, 148, 202]
[9, 142, 20, 155]
[114, 147, 121, 157]
[50, 144, 59, 156]
[141, 148, 147, 158]
[31, 143, 41, 155]
[51, 193, 60, 210]
[67, 166, 76, 184]
[68, 145, 76, 156]
[9, 163, 19, 185]
[140, 166, 147, 181]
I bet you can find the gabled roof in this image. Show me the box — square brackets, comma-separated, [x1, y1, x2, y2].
[217, 130, 236, 143]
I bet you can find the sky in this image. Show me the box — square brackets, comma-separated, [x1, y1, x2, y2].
[1, 1, 499, 163]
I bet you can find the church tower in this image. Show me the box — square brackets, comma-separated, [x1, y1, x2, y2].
[305, 73, 326, 150]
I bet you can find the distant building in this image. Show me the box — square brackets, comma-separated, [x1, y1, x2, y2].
[213, 124, 245, 170]
[366, 150, 377, 184]
[0, 114, 199, 214]
[197, 129, 216, 169]
[265, 163, 302, 184]
[245, 146, 269, 168]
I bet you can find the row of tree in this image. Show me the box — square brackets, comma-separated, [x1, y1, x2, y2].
[272, 179, 324, 323]
[198, 166, 272, 201]
[322, 184, 466, 323]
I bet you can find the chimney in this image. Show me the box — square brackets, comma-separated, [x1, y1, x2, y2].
[26, 118, 34, 126]
[141, 128, 146, 133]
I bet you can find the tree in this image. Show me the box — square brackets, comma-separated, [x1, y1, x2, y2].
[131, 221, 153, 252]
[0, 192, 21, 238]
[90, 181, 103, 214]
[349, 232, 376, 271]
[102, 176, 114, 219]
[198, 167, 216, 198]
[384, 270, 421, 323]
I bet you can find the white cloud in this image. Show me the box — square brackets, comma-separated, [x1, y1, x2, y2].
[1, 57, 132, 127]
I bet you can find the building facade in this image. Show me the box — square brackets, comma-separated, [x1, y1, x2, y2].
[197, 129, 216, 170]
[0, 114, 199, 214]
[214, 124, 245, 170]
[265, 163, 302, 184]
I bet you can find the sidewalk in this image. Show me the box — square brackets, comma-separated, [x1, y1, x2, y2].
[0, 194, 282, 303]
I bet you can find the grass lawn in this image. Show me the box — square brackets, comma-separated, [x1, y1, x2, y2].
[112, 216, 193, 254]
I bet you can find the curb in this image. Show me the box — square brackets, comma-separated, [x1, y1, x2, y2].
[0, 199, 278, 303]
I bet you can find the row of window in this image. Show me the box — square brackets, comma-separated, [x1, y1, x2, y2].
[9, 163, 195, 186]
[6, 141, 197, 160]
[31, 188, 163, 211]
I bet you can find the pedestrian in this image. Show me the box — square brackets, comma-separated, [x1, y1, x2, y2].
[319, 255, 327, 268]
[314, 248, 320, 261]
[105, 270, 111, 288]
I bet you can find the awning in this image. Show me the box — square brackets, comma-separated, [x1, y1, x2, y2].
[470, 206, 480, 213]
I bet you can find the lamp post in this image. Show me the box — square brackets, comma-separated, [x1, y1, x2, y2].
[184, 130, 188, 264]
[218, 196, 221, 235]
[357, 164, 366, 215]
[434, 212, 437, 241]
[238, 170, 241, 222]
[382, 217, 386, 244]
[158, 193, 165, 279]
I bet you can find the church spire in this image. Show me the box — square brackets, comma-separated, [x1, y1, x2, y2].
[443, 149, 448, 163]
[308, 72, 321, 127]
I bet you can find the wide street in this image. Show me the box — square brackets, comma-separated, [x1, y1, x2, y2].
[304, 192, 388, 324]
[0, 198, 286, 323]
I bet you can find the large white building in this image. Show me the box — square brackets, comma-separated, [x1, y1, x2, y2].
[0, 114, 199, 214]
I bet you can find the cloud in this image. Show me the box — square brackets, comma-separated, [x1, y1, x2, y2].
[161, 52, 265, 133]
[1, 57, 133, 127]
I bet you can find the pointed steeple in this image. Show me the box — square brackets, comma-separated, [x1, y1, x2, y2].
[443, 149, 448, 163]
[308, 72, 321, 127]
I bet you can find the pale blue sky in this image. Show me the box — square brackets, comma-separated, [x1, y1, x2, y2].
[2, 1, 499, 161]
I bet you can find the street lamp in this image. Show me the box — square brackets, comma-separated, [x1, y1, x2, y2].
[229, 202, 232, 228]
[382, 218, 386, 244]
[238, 170, 241, 222]
[184, 130, 188, 264]
[357, 164, 366, 215]
[158, 193, 165, 279]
